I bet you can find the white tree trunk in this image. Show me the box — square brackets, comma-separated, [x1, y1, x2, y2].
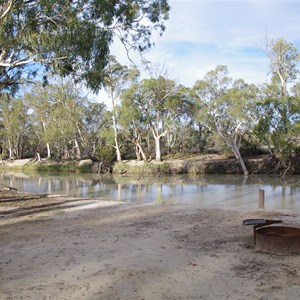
[114, 135, 122, 162]
[154, 135, 161, 162]
[217, 126, 249, 176]
[36, 152, 41, 162]
[8, 147, 13, 160]
[232, 144, 249, 176]
[135, 142, 147, 162]
[46, 143, 51, 159]
[74, 138, 81, 159]
[111, 92, 122, 162]
[42, 121, 51, 159]
[135, 145, 141, 161]
[151, 126, 168, 162]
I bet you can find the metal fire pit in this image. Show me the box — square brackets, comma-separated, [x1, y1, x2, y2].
[256, 226, 300, 255]
[243, 219, 283, 244]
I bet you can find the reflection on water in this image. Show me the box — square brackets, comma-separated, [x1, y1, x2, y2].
[1, 172, 300, 210]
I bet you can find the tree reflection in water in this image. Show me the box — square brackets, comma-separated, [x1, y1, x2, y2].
[0, 172, 299, 209]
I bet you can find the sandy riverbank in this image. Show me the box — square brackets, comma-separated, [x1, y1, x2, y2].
[0, 198, 300, 300]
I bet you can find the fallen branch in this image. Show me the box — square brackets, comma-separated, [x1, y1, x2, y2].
[1, 183, 18, 191]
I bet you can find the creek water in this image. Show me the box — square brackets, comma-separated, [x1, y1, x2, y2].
[1, 172, 300, 210]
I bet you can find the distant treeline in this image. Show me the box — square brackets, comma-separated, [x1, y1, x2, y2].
[0, 39, 299, 175]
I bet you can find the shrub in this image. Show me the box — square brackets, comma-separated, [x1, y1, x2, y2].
[113, 161, 171, 174]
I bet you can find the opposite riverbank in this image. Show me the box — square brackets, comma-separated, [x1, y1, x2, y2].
[1, 154, 300, 175]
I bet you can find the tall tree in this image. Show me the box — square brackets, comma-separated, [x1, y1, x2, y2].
[103, 56, 139, 161]
[0, 0, 170, 93]
[25, 80, 88, 159]
[255, 82, 300, 158]
[255, 38, 300, 158]
[119, 83, 148, 161]
[123, 75, 184, 161]
[25, 83, 53, 158]
[266, 38, 299, 96]
[193, 66, 257, 175]
[0, 94, 28, 159]
[80, 101, 111, 159]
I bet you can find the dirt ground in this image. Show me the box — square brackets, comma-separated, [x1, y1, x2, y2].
[0, 193, 300, 300]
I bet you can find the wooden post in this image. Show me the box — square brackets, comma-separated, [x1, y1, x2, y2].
[259, 189, 265, 209]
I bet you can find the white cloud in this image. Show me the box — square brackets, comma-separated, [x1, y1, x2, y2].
[165, 0, 300, 46]
[97, 0, 300, 106]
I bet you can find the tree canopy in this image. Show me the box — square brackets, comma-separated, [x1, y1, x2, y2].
[0, 0, 170, 93]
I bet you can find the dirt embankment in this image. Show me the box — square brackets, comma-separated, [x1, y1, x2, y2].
[123, 154, 300, 175]
[1, 155, 300, 175]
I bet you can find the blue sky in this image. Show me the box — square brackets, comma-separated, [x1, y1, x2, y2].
[98, 0, 300, 105]
[113, 0, 300, 85]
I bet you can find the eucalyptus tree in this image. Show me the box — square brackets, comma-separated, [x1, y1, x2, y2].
[0, 94, 28, 159]
[266, 38, 299, 96]
[0, 0, 170, 93]
[289, 83, 300, 146]
[103, 56, 140, 161]
[81, 101, 111, 159]
[122, 75, 186, 161]
[162, 84, 192, 155]
[173, 85, 209, 154]
[48, 81, 87, 159]
[119, 84, 148, 161]
[193, 66, 257, 175]
[25, 80, 88, 159]
[25, 83, 52, 158]
[254, 38, 300, 158]
[255, 81, 300, 158]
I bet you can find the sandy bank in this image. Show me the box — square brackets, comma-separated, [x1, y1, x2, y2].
[0, 200, 300, 299]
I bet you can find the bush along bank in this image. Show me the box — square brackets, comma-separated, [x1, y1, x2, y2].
[112, 161, 171, 175]
[0, 159, 94, 173]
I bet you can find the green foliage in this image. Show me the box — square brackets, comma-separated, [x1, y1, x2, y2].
[113, 161, 170, 174]
[267, 38, 299, 90]
[23, 79, 112, 160]
[120, 74, 188, 161]
[0, 34, 299, 171]
[0, 94, 29, 158]
[0, 0, 170, 93]
[23, 160, 91, 173]
[102, 56, 140, 162]
[94, 144, 115, 165]
[254, 42, 300, 159]
[239, 133, 263, 156]
[192, 66, 258, 174]
[253, 38, 300, 159]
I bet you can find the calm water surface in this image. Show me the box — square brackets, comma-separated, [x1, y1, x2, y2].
[1, 172, 300, 210]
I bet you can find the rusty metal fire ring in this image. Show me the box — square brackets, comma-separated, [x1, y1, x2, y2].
[255, 226, 300, 255]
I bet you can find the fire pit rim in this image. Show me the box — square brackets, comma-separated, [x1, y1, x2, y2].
[255, 225, 300, 256]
